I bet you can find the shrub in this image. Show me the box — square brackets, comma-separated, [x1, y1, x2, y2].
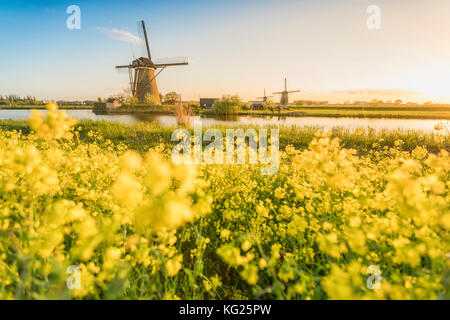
[163, 92, 180, 105]
[212, 95, 243, 115]
[263, 101, 276, 111]
[144, 94, 159, 106]
[93, 102, 107, 112]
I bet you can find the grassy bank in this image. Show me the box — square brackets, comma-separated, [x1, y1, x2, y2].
[91, 103, 450, 119]
[1, 119, 448, 154]
[106, 104, 178, 114]
[202, 105, 450, 120]
[0, 105, 93, 109]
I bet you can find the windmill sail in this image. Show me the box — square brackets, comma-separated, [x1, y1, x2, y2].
[136, 21, 151, 61]
[154, 57, 189, 67]
[141, 21, 152, 61]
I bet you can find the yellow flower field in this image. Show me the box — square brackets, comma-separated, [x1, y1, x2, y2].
[0, 105, 448, 299]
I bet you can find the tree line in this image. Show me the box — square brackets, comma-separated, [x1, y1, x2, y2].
[0, 95, 44, 106]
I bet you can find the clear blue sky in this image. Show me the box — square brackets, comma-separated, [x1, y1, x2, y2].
[1, 0, 450, 103]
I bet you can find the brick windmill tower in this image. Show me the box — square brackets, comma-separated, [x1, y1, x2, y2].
[115, 21, 188, 104]
[273, 78, 300, 106]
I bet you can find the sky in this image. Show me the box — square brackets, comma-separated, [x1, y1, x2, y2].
[1, 0, 450, 103]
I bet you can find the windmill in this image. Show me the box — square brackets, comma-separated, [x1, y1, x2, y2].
[273, 78, 300, 106]
[257, 89, 273, 103]
[115, 20, 188, 104]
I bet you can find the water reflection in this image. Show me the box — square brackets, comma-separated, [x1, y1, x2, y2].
[0, 109, 445, 132]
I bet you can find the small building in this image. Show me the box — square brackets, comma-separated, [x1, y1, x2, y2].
[199, 98, 218, 109]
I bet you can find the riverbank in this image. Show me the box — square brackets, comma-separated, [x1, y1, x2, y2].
[1, 119, 448, 154]
[100, 104, 450, 120]
[201, 105, 450, 120]
[3, 104, 449, 119]
[0, 105, 93, 110]
[95, 103, 177, 114]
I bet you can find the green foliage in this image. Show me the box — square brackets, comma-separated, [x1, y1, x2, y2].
[93, 102, 107, 112]
[2, 120, 446, 154]
[212, 95, 243, 115]
[263, 101, 276, 111]
[163, 92, 180, 105]
[128, 95, 139, 105]
[238, 105, 450, 120]
[143, 94, 159, 106]
[0, 95, 43, 106]
[113, 104, 176, 114]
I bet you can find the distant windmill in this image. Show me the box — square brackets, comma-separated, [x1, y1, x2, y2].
[115, 20, 188, 104]
[273, 78, 300, 105]
[257, 89, 273, 103]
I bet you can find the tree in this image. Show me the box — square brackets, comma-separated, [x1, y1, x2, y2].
[212, 95, 243, 115]
[163, 92, 180, 105]
[127, 95, 139, 105]
[263, 101, 276, 111]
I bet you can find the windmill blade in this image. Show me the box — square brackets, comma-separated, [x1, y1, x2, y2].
[154, 62, 188, 68]
[116, 67, 130, 75]
[153, 57, 188, 67]
[136, 22, 147, 57]
[115, 64, 132, 76]
[137, 20, 152, 61]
